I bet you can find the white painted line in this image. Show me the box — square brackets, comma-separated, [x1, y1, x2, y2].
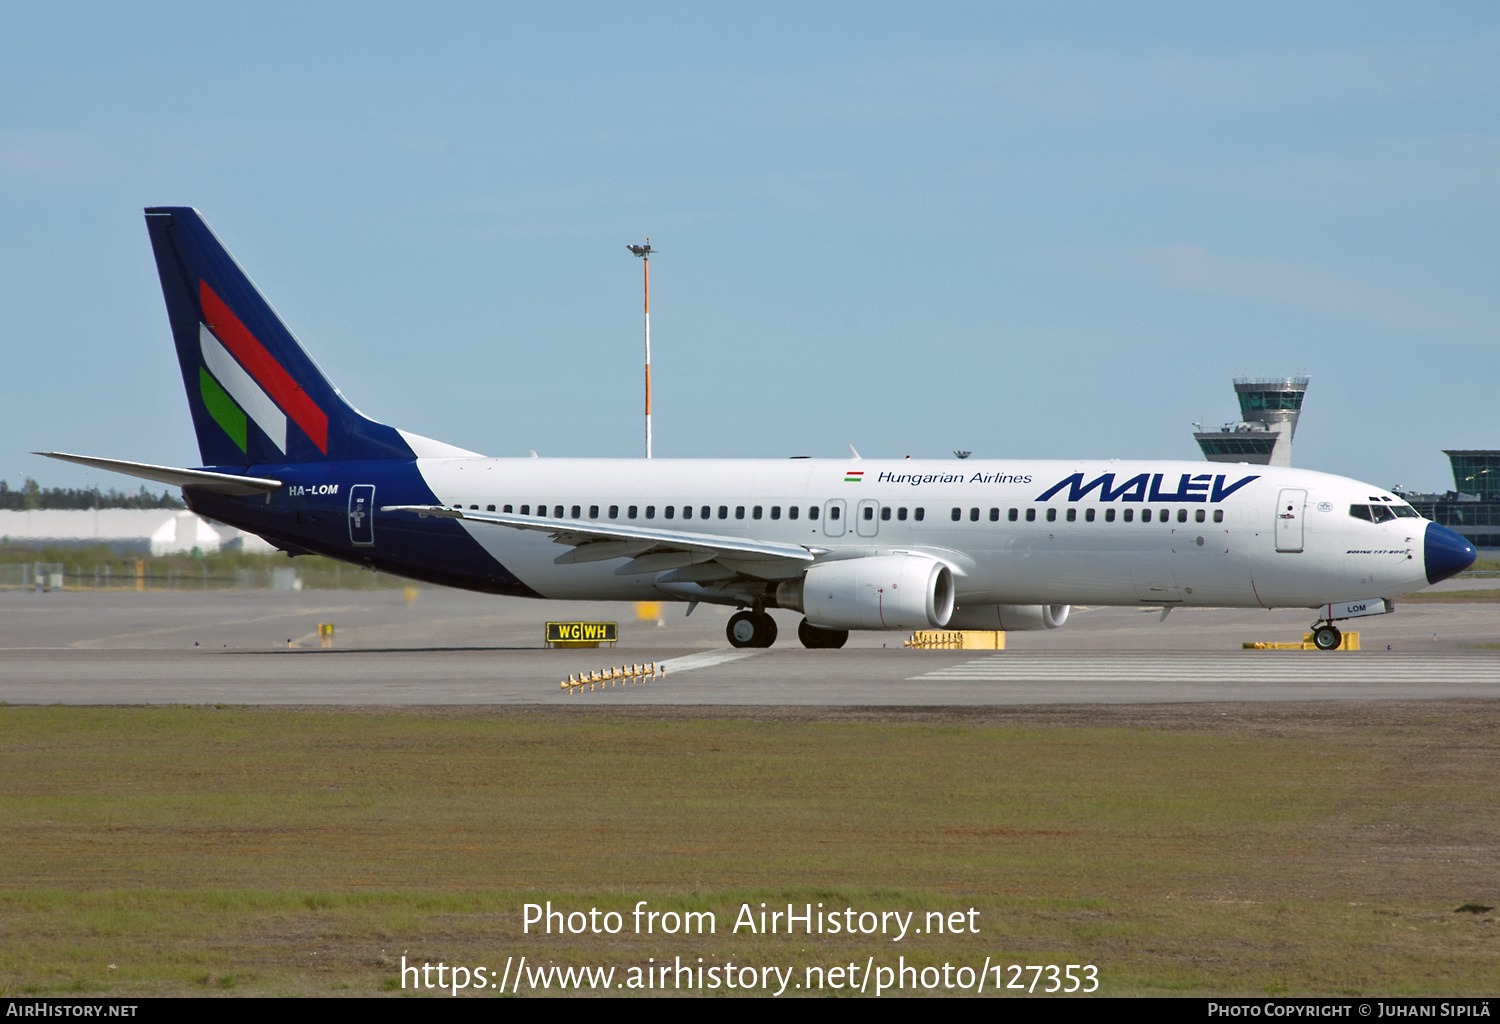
[659, 649, 763, 675]
[910, 654, 1500, 683]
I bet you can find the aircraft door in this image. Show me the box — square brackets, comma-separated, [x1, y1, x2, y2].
[856, 499, 880, 537]
[823, 498, 847, 537]
[1275, 488, 1306, 552]
[349, 484, 376, 546]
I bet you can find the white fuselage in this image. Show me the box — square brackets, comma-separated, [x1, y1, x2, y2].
[413, 457, 1429, 611]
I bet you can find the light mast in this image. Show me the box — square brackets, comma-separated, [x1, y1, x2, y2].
[626, 239, 656, 458]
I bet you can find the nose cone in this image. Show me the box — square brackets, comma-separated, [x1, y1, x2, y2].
[1424, 522, 1477, 585]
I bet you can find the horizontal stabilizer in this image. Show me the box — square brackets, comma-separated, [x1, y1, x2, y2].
[34, 452, 282, 496]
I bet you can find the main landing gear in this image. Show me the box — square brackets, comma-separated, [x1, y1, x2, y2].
[727, 610, 778, 648]
[1310, 622, 1343, 651]
[726, 611, 852, 649]
[797, 618, 848, 649]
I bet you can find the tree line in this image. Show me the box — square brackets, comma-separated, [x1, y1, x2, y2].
[0, 478, 184, 511]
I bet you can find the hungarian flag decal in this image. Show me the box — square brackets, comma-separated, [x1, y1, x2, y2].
[197, 280, 329, 453]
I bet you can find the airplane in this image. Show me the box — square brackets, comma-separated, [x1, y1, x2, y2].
[39, 207, 1477, 652]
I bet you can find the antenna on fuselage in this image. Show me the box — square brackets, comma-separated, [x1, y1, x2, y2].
[627, 239, 657, 458]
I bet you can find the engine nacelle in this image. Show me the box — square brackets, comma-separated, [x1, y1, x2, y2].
[776, 554, 955, 630]
[946, 603, 1071, 631]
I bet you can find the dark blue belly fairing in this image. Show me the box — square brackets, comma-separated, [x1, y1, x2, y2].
[183, 459, 540, 598]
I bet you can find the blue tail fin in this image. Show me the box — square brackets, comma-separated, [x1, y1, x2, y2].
[145, 207, 415, 466]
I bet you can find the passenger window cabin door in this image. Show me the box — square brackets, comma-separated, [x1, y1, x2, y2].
[856, 499, 879, 538]
[823, 498, 847, 537]
[1275, 488, 1306, 553]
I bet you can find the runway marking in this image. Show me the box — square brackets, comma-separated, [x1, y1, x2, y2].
[910, 653, 1500, 683]
[659, 649, 764, 675]
[63, 605, 367, 648]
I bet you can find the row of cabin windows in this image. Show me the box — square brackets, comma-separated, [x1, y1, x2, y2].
[951, 506, 1225, 524]
[453, 500, 1223, 526]
[457, 503, 929, 522]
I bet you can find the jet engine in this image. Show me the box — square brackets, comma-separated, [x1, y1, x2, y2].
[775, 554, 955, 630]
[946, 603, 1071, 631]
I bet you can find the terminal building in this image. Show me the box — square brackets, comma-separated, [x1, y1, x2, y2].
[1193, 376, 1309, 467]
[1395, 451, 1500, 550]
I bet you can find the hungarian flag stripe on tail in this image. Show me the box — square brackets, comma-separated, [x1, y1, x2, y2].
[199, 280, 329, 453]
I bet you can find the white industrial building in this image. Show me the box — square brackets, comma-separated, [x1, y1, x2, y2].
[0, 509, 276, 556]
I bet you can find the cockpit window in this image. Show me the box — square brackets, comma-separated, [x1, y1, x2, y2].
[1392, 505, 1421, 518]
[1350, 503, 1399, 523]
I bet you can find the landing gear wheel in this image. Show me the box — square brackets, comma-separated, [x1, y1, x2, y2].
[754, 612, 777, 648]
[727, 611, 778, 648]
[1312, 624, 1342, 651]
[798, 618, 849, 649]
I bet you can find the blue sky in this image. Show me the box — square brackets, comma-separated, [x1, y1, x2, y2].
[2, 3, 1496, 492]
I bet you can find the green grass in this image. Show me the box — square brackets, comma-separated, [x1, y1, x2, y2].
[1, 704, 1497, 997]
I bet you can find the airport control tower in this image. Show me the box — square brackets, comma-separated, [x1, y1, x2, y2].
[1192, 376, 1309, 467]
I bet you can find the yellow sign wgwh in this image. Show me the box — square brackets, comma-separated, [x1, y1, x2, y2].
[546, 621, 618, 644]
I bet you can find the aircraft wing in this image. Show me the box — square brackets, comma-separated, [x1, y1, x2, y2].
[34, 452, 283, 496]
[381, 504, 820, 577]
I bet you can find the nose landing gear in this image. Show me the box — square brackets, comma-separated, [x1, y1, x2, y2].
[727, 610, 778, 648]
[1310, 623, 1343, 651]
